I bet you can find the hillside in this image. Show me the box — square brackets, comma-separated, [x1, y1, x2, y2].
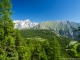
[20, 29, 80, 58]
[33, 20, 80, 39]
[20, 29, 75, 47]
[20, 29, 76, 57]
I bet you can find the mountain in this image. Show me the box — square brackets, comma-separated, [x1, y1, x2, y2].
[13, 19, 38, 29]
[13, 19, 80, 39]
[33, 20, 80, 39]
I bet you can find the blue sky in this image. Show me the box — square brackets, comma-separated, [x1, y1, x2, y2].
[11, 0, 80, 23]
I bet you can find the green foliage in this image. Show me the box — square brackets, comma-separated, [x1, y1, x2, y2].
[25, 38, 48, 60]
[66, 41, 80, 58]
[0, 0, 79, 60]
[20, 29, 72, 47]
[67, 50, 76, 57]
[0, 0, 20, 60]
[76, 44, 80, 53]
[20, 29, 73, 59]
[17, 46, 30, 60]
[0, 48, 7, 60]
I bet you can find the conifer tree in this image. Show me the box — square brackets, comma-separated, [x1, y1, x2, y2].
[48, 36, 61, 60]
[0, 0, 18, 59]
[53, 36, 61, 60]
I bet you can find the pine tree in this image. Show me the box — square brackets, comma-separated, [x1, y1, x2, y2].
[0, 0, 14, 40]
[0, 0, 18, 59]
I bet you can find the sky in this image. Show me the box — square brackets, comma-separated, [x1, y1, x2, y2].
[11, 0, 80, 23]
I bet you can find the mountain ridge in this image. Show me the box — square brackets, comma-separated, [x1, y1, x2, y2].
[13, 20, 80, 39]
[32, 20, 80, 39]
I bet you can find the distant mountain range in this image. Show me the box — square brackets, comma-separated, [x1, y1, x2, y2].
[32, 20, 80, 39]
[13, 19, 38, 29]
[13, 20, 80, 39]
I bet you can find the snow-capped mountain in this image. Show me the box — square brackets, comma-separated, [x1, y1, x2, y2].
[13, 19, 38, 29]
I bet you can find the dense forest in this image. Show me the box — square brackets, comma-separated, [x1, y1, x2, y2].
[0, 0, 80, 60]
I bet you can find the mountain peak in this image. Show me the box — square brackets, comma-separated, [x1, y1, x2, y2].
[13, 19, 38, 29]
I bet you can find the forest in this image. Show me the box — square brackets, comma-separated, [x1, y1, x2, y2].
[0, 0, 80, 60]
